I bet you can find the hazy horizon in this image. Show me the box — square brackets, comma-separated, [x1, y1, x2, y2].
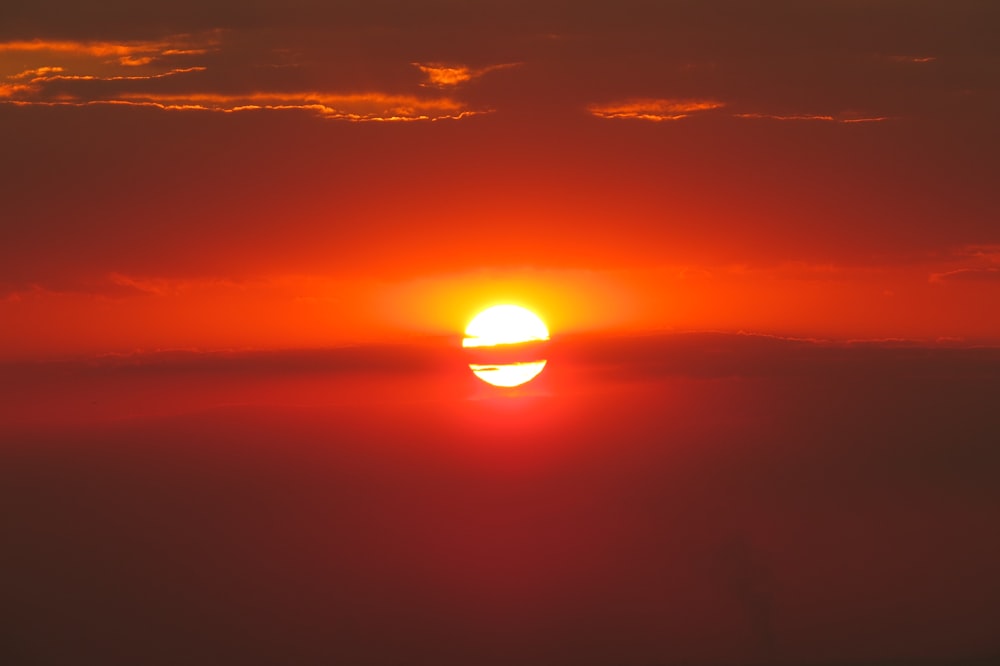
[4, 332, 999, 665]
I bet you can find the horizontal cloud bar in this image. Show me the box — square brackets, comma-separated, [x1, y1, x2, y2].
[588, 98, 725, 121]
[734, 112, 890, 123]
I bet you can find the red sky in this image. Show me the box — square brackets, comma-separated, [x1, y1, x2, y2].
[3, 7, 1000, 663]
[2, 1, 999, 357]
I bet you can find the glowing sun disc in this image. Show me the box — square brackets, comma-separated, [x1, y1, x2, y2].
[470, 361, 547, 388]
[463, 305, 549, 388]
[462, 305, 549, 348]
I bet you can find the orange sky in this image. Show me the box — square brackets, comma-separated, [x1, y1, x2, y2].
[2, 2, 999, 358]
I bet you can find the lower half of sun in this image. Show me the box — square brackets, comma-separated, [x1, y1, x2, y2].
[463, 304, 549, 388]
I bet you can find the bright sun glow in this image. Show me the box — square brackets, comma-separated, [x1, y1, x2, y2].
[462, 305, 550, 348]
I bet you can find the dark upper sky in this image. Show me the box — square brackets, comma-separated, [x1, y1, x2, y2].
[2, 1, 999, 355]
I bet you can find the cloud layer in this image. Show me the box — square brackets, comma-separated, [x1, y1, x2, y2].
[0, 33, 489, 120]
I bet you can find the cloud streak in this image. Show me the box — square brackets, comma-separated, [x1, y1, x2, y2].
[412, 61, 521, 87]
[885, 55, 937, 64]
[0, 34, 221, 66]
[588, 98, 725, 121]
[930, 268, 1000, 283]
[1, 65, 208, 99]
[929, 244, 1000, 283]
[585, 100, 889, 125]
[8, 92, 484, 121]
[733, 112, 891, 124]
[0, 33, 486, 121]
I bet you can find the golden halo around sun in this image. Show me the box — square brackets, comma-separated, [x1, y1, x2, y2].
[463, 305, 550, 388]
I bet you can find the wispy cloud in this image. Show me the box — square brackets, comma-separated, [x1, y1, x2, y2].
[588, 98, 725, 121]
[1, 65, 207, 99]
[929, 268, 1000, 283]
[7, 90, 484, 121]
[885, 55, 937, 64]
[953, 244, 1000, 264]
[0, 34, 221, 67]
[106, 273, 246, 296]
[0, 33, 486, 121]
[10, 66, 65, 79]
[929, 244, 1000, 283]
[0, 33, 219, 102]
[734, 112, 891, 124]
[589, 93, 891, 126]
[412, 62, 521, 87]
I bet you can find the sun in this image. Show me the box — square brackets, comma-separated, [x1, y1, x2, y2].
[462, 304, 550, 348]
[462, 305, 550, 388]
[467, 361, 548, 388]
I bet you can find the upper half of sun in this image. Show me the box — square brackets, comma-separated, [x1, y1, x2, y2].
[462, 305, 550, 348]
